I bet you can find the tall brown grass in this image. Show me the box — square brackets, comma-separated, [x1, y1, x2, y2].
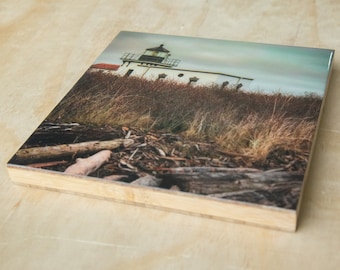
[47, 70, 322, 162]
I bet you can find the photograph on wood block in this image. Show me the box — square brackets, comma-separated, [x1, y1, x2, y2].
[8, 31, 334, 222]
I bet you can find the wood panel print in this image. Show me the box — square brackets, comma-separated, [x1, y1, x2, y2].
[7, 31, 334, 231]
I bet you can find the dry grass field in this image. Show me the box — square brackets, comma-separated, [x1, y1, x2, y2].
[47, 70, 322, 168]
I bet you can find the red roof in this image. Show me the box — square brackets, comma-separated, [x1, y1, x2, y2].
[91, 63, 120, 71]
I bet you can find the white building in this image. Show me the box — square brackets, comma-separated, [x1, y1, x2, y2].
[101, 44, 253, 89]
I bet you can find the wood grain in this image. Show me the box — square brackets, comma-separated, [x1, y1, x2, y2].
[1, 1, 339, 269]
[7, 164, 297, 232]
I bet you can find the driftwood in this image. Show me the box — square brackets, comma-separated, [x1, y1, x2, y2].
[170, 185, 181, 191]
[14, 139, 134, 164]
[208, 189, 258, 198]
[27, 160, 68, 168]
[158, 167, 304, 209]
[208, 182, 302, 209]
[103, 174, 131, 181]
[160, 167, 304, 195]
[130, 174, 162, 187]
[64, 150, 112, 176]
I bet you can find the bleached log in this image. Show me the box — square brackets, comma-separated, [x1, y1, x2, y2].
[64, 150, 112, 176]
[27, 160, 68, 168]
[130, 175, 162, 187]
[170, 185, 181, 191]
[103, 174, 130, 181]
[14, 139, 134, 163]
[208, 189, 258, 198]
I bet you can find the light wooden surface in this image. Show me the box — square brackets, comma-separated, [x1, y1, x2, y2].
[1, 1, 339, 269]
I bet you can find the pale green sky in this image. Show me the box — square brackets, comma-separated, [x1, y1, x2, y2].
[95, 31, 334, 96]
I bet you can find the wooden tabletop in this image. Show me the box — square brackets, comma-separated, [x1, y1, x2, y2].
[1, 1, 339, 269]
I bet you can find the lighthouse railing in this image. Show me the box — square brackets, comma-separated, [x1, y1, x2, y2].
[121, 53, 180, 67]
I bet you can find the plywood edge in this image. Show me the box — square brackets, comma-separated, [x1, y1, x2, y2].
[6, 164, 297, 232]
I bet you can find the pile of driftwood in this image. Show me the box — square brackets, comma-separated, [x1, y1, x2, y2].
[12, 122, 306, 209]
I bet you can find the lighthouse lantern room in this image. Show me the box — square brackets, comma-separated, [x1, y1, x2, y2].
[120, 44, 180, 68]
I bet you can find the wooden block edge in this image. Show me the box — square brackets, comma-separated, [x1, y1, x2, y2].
[6, 164, 297, 232]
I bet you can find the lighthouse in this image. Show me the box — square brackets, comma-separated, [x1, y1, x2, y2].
[119, 44, 180, 73]
[115, 44, 253, 88]
[137, 44, 180, 66]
